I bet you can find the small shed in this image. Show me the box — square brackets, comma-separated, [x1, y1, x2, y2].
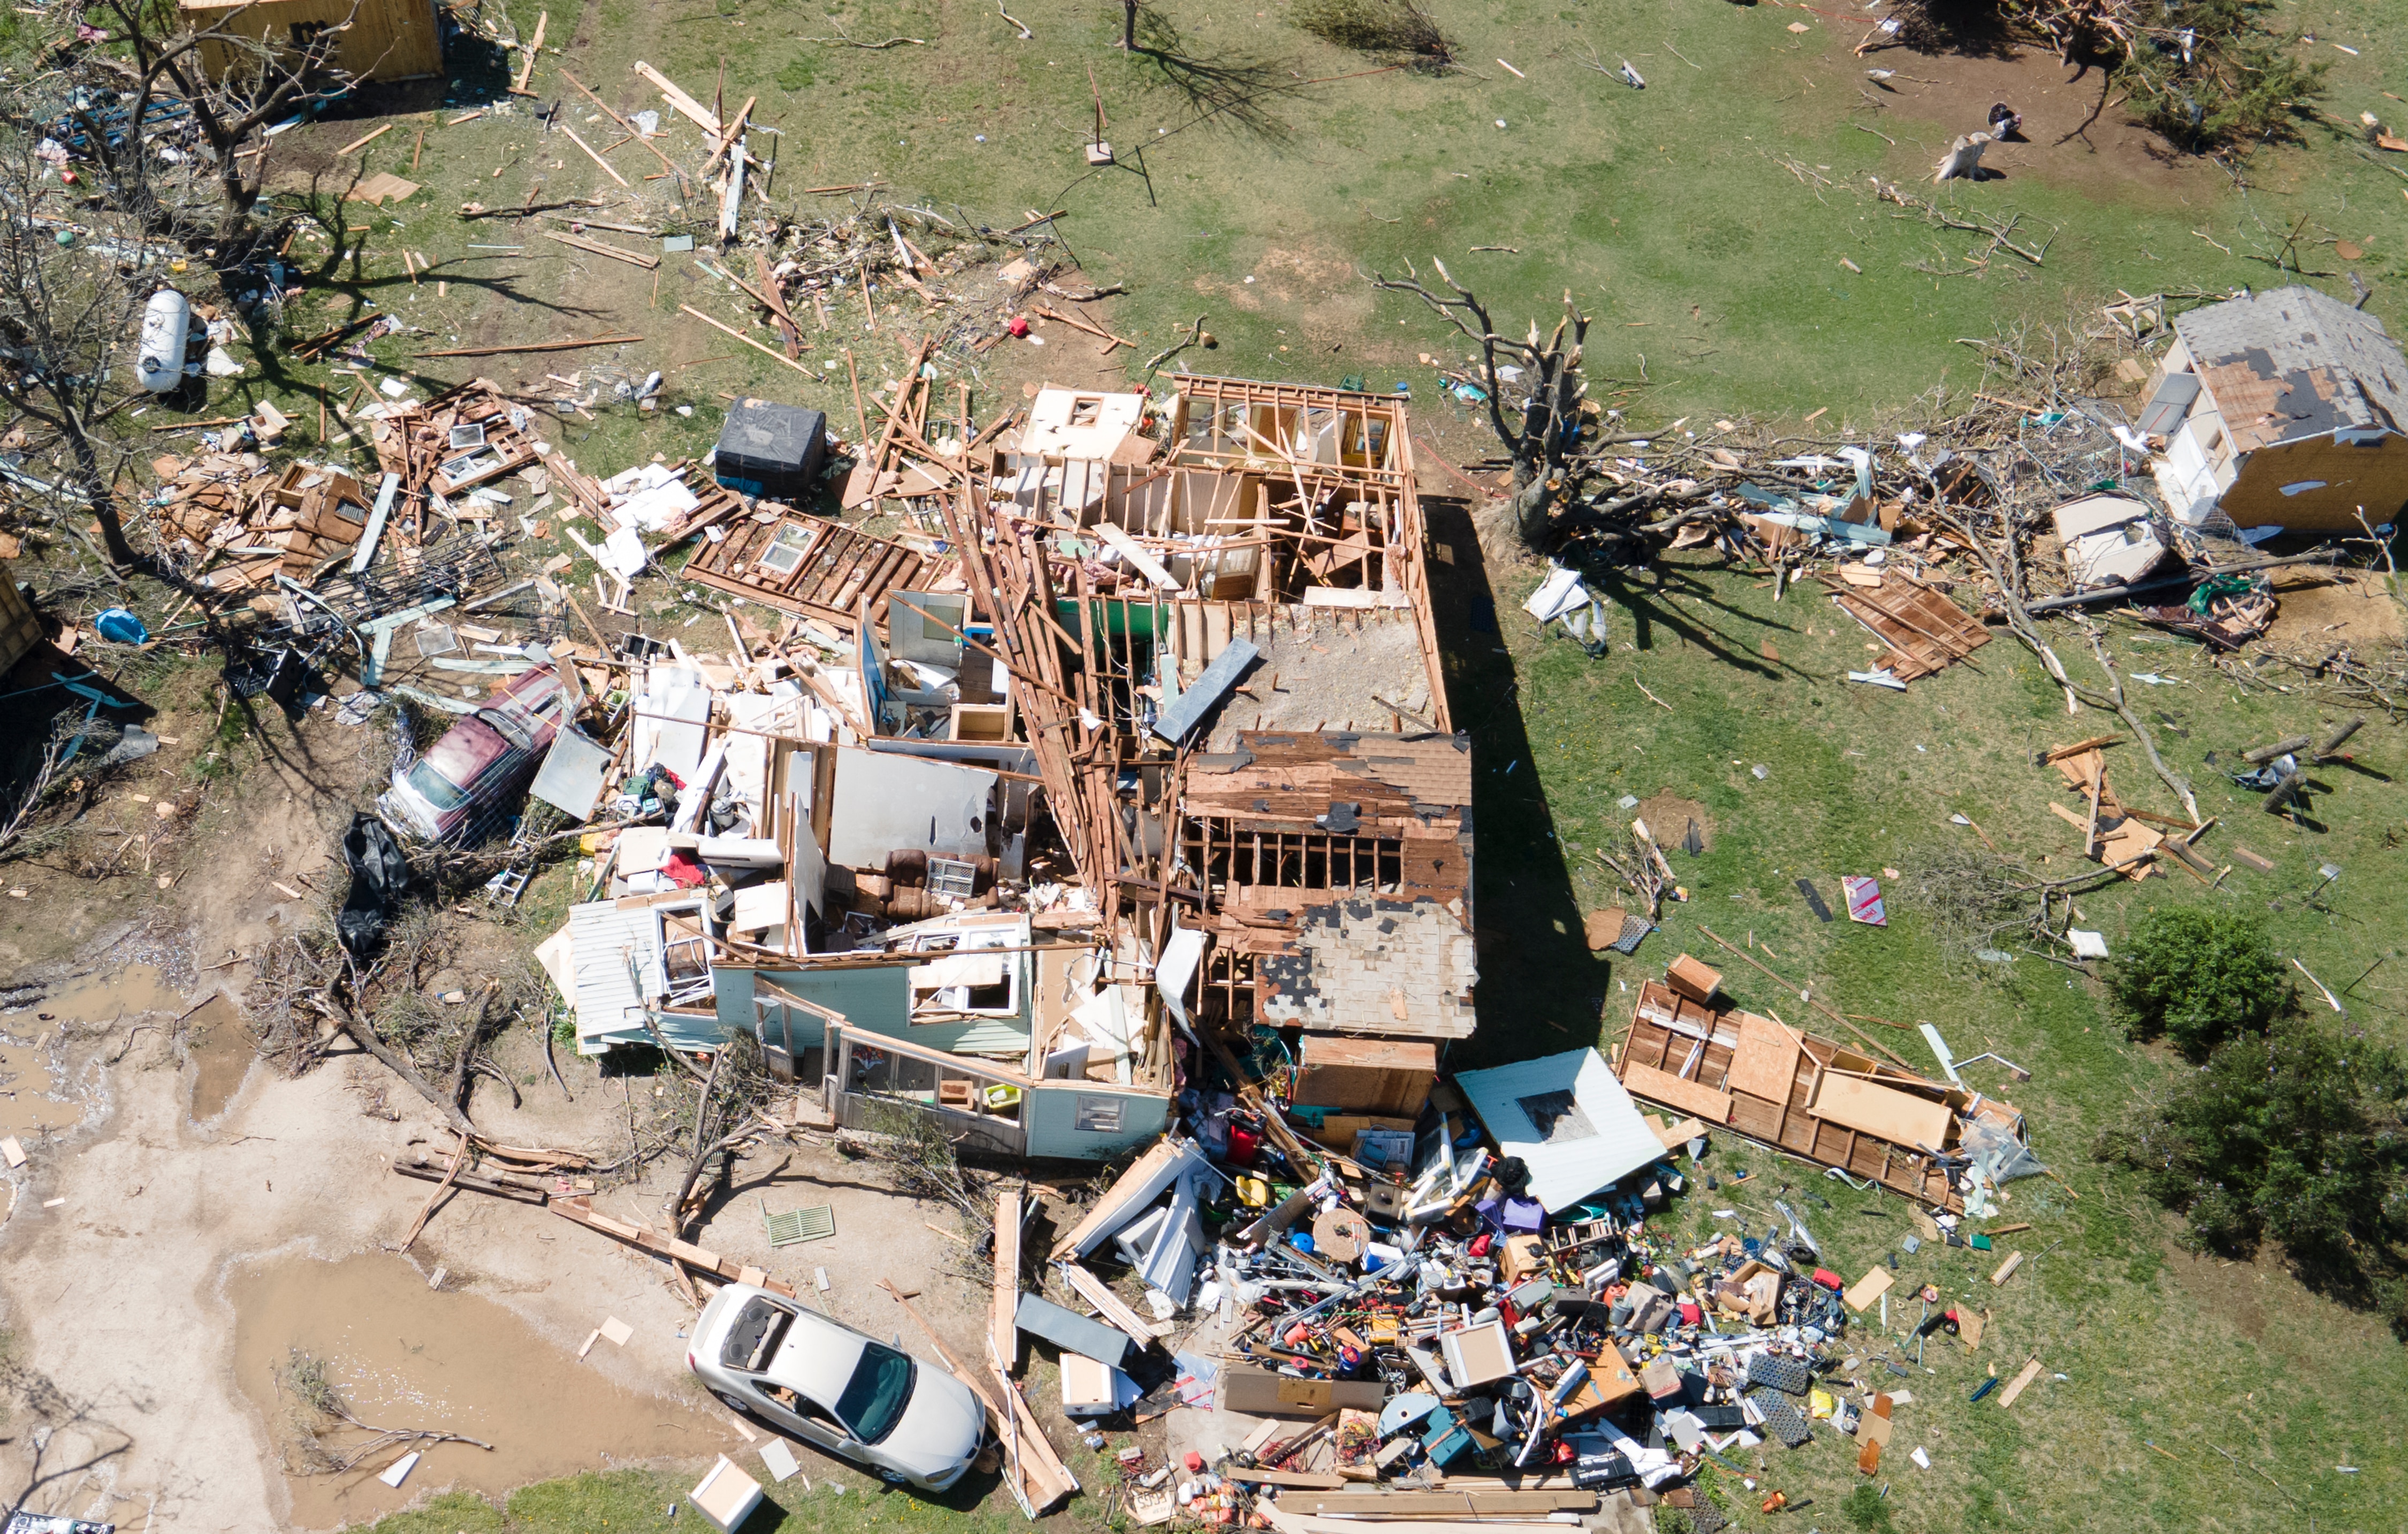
[180, 0, 444, 82]
[2140, 285, 2408, 531]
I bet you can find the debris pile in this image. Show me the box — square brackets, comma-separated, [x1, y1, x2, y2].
[150, 455, 371, 592]
[942, 952, 2045, 1524]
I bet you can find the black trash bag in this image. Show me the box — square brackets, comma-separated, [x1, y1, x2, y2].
[1492, 1155, 1532, 1197]
[339, 813, 408, 957]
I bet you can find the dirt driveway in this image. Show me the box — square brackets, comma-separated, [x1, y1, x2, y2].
[0, 702, 993, 1531]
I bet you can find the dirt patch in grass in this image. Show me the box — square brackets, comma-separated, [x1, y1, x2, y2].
[230, 1250, 718, 1529]
[1831, 43, 2227, 204]
[2159, 1238, 2275, 1342]
[1635, 793, 1713, 854]
[2259, 567, 2406, 650]
[187, 992, 256, 1123]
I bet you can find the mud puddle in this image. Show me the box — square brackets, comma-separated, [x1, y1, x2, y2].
[185, 994, 254, 1122]
[0, 964, 185, 1139]
[230, 1253, 718, 1528]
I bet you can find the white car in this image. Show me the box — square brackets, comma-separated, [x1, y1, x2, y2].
[689, 1284, 986, 1492]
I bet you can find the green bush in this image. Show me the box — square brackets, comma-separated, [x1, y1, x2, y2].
[2098, 1018, 2408, 1327]
[1842, 1483, 1897, 1533]
[2110, 0, 2327, 152]
[2106, 906, 2291, 1058]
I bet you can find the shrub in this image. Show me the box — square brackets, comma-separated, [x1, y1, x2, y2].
[2106, 905, 2291, 1058]
[1842, 1483, 1897, 1533]
[1291, 0, 1451, 69]
[2110, 0, 2327, 152]
[2098, 1018, 2408, 1325]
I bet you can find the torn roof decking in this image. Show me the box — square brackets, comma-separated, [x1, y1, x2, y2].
[2173, 285, 2408, 453]
[1183, 729, 1475, 1040]
[1610, 980, 1978, 1210]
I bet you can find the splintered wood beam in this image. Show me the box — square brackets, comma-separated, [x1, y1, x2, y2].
[559, 124, 630, 188]
[677, 303, 816, 378]
[543, 230, 659, 269]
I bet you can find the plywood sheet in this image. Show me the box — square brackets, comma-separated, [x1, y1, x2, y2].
[1726, 1012, 1801, 1102]
[1842, 1265, 1895, 1313]
[1619, 1061, 1733, 1124]
[1810, 1073, 1952, 1149]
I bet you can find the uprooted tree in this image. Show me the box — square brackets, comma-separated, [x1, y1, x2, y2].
[1369, 265, 1592, 546]
[1369, 265, 1718, 559]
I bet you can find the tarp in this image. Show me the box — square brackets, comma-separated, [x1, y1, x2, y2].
[339, 813, 407, 957]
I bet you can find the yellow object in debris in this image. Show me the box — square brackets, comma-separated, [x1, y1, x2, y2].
[1235, 1174, 1271, 1209]
[983, 1083, 1023, 1111]
[1809, 1388, 1837, 1420]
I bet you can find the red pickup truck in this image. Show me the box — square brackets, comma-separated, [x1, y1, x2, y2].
[378, 659, 571, 842]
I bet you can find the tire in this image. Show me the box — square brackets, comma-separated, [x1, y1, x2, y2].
[716, 1391, 753, 1416]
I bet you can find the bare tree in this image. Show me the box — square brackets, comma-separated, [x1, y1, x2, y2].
[56, 0, 366, 256]
[1370, 263, 1590, 546]
[1121, 0, 1140, 49]
[0, 133, 160, 569]
[1, 1355, 134, 1531]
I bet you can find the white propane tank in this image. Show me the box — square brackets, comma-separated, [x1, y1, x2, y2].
[134, 288, 190, 393]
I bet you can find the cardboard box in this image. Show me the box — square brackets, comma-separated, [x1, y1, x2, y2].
[1220, 1365, 1386, 1418]
[1295, 1036, 1439, 1117]
[1666, 954, 1723, 1005]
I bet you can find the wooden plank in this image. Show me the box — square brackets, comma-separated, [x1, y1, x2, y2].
[1060, 1263, 1159, 1350]
[543, 230, 658, 269]
[1842, 1265, 1894, 1312]
[1809, 1073, 1953, 1149]
[1619, 1060, 1733, 1124]
[1049, 1140, 1188, 1261]
[2043, 735, 2122, 763]
[1998, 1355, 2044, 1408]
[1289, 1491, 1597, 1515]
[679, 303, 817, 379]
[550, 1197, 802, 1298]
[560, 124, 631, 188]
[1650, 1114, 1708, 1150]
[992, 1188, 1021, 1378]
[1990, 1250, 2025, 1286]
[1726, 1011, 1801, 1102]
[990, 1362, 1080, 1509]
[634, 59, 722, 134]
[1223, 1469, 1348, 1489]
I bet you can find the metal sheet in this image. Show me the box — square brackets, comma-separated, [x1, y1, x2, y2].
[529, 727, 613, 820]
[1150, 636, 1259, 744]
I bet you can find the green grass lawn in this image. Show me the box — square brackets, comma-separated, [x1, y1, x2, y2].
[245, 0, 2408, 445]
[1451, 539, 2408, 1532]
[241, 2, 2408, 1529]
[189, 0, 2408, 489]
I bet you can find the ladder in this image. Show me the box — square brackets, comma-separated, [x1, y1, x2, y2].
[483, 864, 532, 907]
[483, 814, 540, 907]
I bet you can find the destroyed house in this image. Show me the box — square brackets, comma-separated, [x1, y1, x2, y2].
[1610, 978, 2025, 1212]
[2142, 285, 2408, 531]
[544, 375, 1469, 1160]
